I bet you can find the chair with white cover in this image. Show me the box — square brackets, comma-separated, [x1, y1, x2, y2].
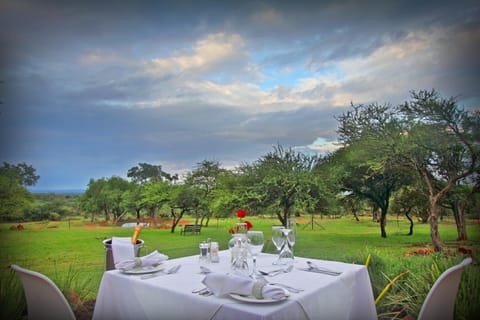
[417, 257, 472, 320]
[11, 264, 76, 320]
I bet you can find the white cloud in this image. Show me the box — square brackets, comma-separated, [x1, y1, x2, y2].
[295, 137, 341, 155]
[331, 29, 443, 105]
[147, 33, 250, 78]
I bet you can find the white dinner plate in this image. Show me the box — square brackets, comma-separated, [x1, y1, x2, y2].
[229, 290, 289, 304]
[119, 264, 164, 275]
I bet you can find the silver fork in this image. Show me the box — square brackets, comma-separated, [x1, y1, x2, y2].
[141, 264, 181, 280]
[256, 273, 304, 293]
[192, 287, 213, 296]
[259, 265, 293, 277]
[269, 282, 304, 293]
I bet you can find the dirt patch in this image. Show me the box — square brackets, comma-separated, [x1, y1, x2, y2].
[74, 300, 96, 320]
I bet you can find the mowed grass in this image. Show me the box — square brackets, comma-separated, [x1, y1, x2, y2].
[1, 215, 479, 318]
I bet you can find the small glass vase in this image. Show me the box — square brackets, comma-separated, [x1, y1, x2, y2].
[228, 233, 250, 276]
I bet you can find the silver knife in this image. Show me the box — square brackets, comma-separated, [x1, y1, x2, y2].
[299, 267, 342, 276]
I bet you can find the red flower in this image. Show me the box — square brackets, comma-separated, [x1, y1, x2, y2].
[228, 228, 235, 235]
[244, 221, 253, 230]
[237, 209, 247, 218]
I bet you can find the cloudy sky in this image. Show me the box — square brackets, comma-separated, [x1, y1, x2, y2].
[1, 0, 479, 191]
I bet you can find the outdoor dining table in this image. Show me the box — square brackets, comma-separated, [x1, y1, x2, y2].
[92, 250, 377, 320]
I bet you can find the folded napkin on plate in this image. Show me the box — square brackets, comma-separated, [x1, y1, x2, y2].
[115, 250, 169, 270]
[202, 273, 287, 300]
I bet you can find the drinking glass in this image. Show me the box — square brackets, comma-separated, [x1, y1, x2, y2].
[286, 228, 295, 252]
[247, 231, 264, 278]
[271, 226, 285, 265]
[278, 228, 294, 265]
[236, 222, 248, 234]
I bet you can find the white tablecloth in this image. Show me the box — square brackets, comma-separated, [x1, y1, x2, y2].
[93, 251, 377, 320]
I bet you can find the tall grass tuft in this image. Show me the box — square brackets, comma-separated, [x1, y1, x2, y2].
[377, 254, 478, 319]
[2, 261, 96, 320]
[0, 267, 26, 320]
[455, 264, 480, 320]
[50, 261, 96, 313]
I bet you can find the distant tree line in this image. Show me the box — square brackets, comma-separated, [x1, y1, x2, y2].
[1, 90, 478, 252]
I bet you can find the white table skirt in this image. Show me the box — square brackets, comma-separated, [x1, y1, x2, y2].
[93, 251, 377, 320]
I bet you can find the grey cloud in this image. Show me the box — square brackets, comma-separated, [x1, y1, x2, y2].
[2, 0, 479, 190]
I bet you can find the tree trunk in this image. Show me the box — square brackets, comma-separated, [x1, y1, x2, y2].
[451, 201, 468, 241]
[405, 211, 413, 236]
[153, 207, 158, 226]
[276, 211, 286, 227]
[429, 198, 443, 252]
[205, 215, 211, 227]
[380, 209, 387, 238]
[352, 208, 360, 222]
[170, 209, 185, 233]
[372, 206, 379, 222]
[453, 205, 468, 241]
[104, 208, 110, 222]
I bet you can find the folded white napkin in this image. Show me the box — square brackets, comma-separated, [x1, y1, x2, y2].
[202, 273, 287, 300]
[111, 237, 135, 265]
[115, 250, 169, 270]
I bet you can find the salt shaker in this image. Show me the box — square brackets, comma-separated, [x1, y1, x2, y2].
[209, 242, 219, 262]
[199, 242, 209, 263]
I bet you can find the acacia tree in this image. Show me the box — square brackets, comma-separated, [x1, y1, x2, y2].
[168, 184, 202, 233]
[127, 163, 176, 224]
[80, 178, 110, 221]
[441, 184, 475, 240]
[335, 103, 410, 238]
[185, 160, 226, 226]
[106, 176, 131, 223]
[127, 163, 173, 183]
[80, 176, 131, 222]
[0, 162, 39, 221]
[122, 182, 145, 221]
[140, 180, 170, 223]
[250, 145, 320, 227]
[398, 90, 479, 251]
[391, 186, 429, 235]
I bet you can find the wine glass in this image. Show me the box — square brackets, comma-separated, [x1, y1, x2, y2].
[271, 226, 285, 265]
[279, 228, 295, 265]
[286, 228, 295, 252]
[247, 231, 264, 278]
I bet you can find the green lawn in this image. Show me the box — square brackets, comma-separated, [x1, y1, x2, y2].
[1, 215, 479, 319]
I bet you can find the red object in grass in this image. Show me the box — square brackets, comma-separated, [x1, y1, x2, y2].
[244, 221, 253, 230]
[237, 209, 247, 218]
[228, 228, 235, 235]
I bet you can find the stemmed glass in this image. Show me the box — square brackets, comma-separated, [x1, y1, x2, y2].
[286, 228, 295, 254]
[271, 226, 285, 265]
[279, 228, 295, 265]
[247, 231, 264, 278]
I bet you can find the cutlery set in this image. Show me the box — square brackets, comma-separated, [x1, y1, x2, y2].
[139, 260, 340, 297]
[298, 261, 342, 276]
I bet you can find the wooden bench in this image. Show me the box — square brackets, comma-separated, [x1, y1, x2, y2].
[180, 224, 202, 235]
